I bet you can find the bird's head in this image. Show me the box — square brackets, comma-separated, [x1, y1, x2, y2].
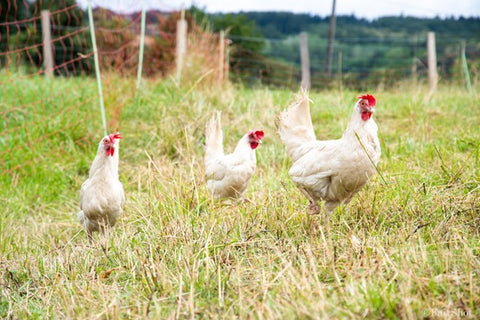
[247, 130, 264, 149]
[356, 94, 376, 121]
[101, 132, 122, 157]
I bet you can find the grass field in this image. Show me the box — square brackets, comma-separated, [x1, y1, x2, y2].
[1, 74, 479, 318]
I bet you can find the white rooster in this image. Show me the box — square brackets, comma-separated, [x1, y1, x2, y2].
[276, 90, 380, 223]
[77, 132, 125, 239]
[205, 112, 264, 199]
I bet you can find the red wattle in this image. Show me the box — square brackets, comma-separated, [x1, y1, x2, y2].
[105, 148, 115, 156]
[361, 112, 372, 121]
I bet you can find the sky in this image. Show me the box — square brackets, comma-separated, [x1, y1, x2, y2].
[78, 0, 480, 19]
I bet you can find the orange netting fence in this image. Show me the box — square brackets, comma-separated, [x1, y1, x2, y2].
[1, 0, 222, 186]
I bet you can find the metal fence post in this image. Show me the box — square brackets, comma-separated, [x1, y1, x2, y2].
[219, 30, 225, 82]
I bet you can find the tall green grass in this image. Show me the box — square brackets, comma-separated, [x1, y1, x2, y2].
[1, 74, 479, 318]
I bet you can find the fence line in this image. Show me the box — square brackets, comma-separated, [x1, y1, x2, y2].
[227, 31, 477, 89]
[0, 1, 173, 180]
[1, 1, 478, 181]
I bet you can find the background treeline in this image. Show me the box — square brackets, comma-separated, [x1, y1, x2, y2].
[197, 10, 480, 87]
[2, 0, 479, 88]
[238, 12, 480, 40]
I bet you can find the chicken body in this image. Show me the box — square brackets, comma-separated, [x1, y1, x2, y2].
[277, 90, 380, 218]
[77, 133, 125, 237]
[205, 113, 264, 199]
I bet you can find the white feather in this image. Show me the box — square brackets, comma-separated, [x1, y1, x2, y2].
[77, 135, 125, 235]
[277, 91, 381, 214]
[204, 114, 260, 199]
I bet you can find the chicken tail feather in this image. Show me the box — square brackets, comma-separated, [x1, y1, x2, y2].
[205, 112, 224, 160]
[276, 88, 316, 160]
[77, 210, 86, 225]
[77, 210, 96, 235]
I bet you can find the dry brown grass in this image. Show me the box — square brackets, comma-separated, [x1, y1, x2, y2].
[1, 75, 479, 318]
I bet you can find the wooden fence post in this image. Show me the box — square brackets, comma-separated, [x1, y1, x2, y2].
[41, 10, 53, 77]
[219, 30, 225, 82]
[176, 12, 187, 84]
[225, 39, 231, 82]
[427, 32, 438, 92]
[299, 32, 310, 89]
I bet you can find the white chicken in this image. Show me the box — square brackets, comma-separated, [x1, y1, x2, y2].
[276, 90, 380, 222]
[205, 112, 264, 199]
[77, 132, 125, 239]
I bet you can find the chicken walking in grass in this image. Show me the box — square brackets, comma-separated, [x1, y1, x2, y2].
[77, 132, 125, 240]
[205, 112, 264, 200]
[276, 90, 380, 224]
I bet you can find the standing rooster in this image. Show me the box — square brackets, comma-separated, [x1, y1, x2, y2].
[205, 112, 264, 199]
[77, 132, 125, 239]
[276, 90, 380, 223]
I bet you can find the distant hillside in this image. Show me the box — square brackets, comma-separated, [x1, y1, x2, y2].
[201, 11, 480, 87]
[235, 12, 480, 41]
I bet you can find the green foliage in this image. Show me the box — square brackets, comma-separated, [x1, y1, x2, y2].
[209, 11, 480, 86]
[189, 6, 266, 53]
[188, 5, 210, 28]
[206, 13, 265, 53]
[241, 12, 480, 41]
[7, 0, 92, 75]
[244, 11, 327, 38]
[0, 0, 29, 34]
[0, 0, 29, 65]
[189, 7, 271, 87]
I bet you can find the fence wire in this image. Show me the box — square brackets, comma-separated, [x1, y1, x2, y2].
[0, 0, 178, 181]
[1, 0, 478, 181]
[228, 33, 478, 89]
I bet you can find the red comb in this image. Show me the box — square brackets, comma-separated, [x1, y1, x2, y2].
[255, 130, 264, 140]
[109, 132, 122, 142]
[357, 94, 376, 107]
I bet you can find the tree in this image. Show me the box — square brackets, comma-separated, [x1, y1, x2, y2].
[0, 0, 29, 66]
[17, 0, 91, 75]
[210, 13, 265, 53]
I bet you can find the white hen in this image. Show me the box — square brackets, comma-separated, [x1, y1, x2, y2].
[205, 112, 264, 199]
[77, 132, 125, 239]
[277, 90, 380, 222]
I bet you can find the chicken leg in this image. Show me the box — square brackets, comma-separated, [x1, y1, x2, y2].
[299, 187, 320, 215]
[324, 201, 339, 226]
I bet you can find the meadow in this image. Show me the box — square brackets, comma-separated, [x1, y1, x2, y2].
[1, 73, 479, 319]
